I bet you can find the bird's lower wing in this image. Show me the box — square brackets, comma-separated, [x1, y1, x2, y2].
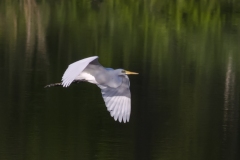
[97, 76, 131, 123]
[62, 56, 99, 87]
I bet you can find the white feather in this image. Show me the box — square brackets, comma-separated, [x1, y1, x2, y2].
[118, 99, 124, 122]
[62, 56, 98, 87]
[98, 76, 131, 123]
[76, 72, 97, 84]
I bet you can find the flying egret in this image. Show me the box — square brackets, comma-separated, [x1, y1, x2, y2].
[45, 56, 138, 123]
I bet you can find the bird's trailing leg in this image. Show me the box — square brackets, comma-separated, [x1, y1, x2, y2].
[44, 82, 62, 88]
[44, 80, 83, 88]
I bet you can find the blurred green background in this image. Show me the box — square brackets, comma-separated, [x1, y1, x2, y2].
[0, 0, 240, 160]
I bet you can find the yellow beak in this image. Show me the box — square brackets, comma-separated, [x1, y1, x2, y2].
[125, 70, 139, 75]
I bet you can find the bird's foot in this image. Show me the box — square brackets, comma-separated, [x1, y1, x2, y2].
[44, 83, 62, 88]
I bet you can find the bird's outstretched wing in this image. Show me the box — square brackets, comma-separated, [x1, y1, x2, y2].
[97, 76, 131, 123]
[62, 56, 99, 87]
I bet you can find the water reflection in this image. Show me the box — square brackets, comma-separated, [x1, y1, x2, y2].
[0, 0, 240, 160]
[223, 55, 239, 159]
[23, 0, 49, 68]
[91, 0, 104, 11]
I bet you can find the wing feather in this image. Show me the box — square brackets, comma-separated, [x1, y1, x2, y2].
[114, 97, 122, 121]
[109, 96, 118, 112]
[62, 56, 99, 87]
[127, 99, 131, 122]
[121, 99, 127, 122]
[103, 87, 118, 111]
[118, 99, 124, 122]
[104, 88, 119, 104]
[98, 76, 131, 123]
[107, 97, 117, 111]
[111, 96, 120, 118]
[123, 102, 127, 123]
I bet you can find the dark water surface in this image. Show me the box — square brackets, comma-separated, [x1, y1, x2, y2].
[0, 0, 240, 160]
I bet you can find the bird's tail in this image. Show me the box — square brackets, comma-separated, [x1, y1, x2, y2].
[44, 82, 62, 88]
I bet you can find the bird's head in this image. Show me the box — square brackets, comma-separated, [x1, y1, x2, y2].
[116, 69, 139, 76]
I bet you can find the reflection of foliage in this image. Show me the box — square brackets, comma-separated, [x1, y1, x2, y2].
[0, 0, 50, 68]
[44, 0, 240, 67]
[0, 0, 239, 64]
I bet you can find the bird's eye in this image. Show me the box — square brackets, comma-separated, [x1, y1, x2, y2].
[121, 70, 125, 73]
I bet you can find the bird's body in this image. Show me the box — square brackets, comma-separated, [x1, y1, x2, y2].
[45, 56, 138, 123]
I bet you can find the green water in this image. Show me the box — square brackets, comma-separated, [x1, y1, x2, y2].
[0, 0, 240, 160]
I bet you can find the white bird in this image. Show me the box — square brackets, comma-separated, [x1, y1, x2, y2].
[45, 56, 138, 123]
